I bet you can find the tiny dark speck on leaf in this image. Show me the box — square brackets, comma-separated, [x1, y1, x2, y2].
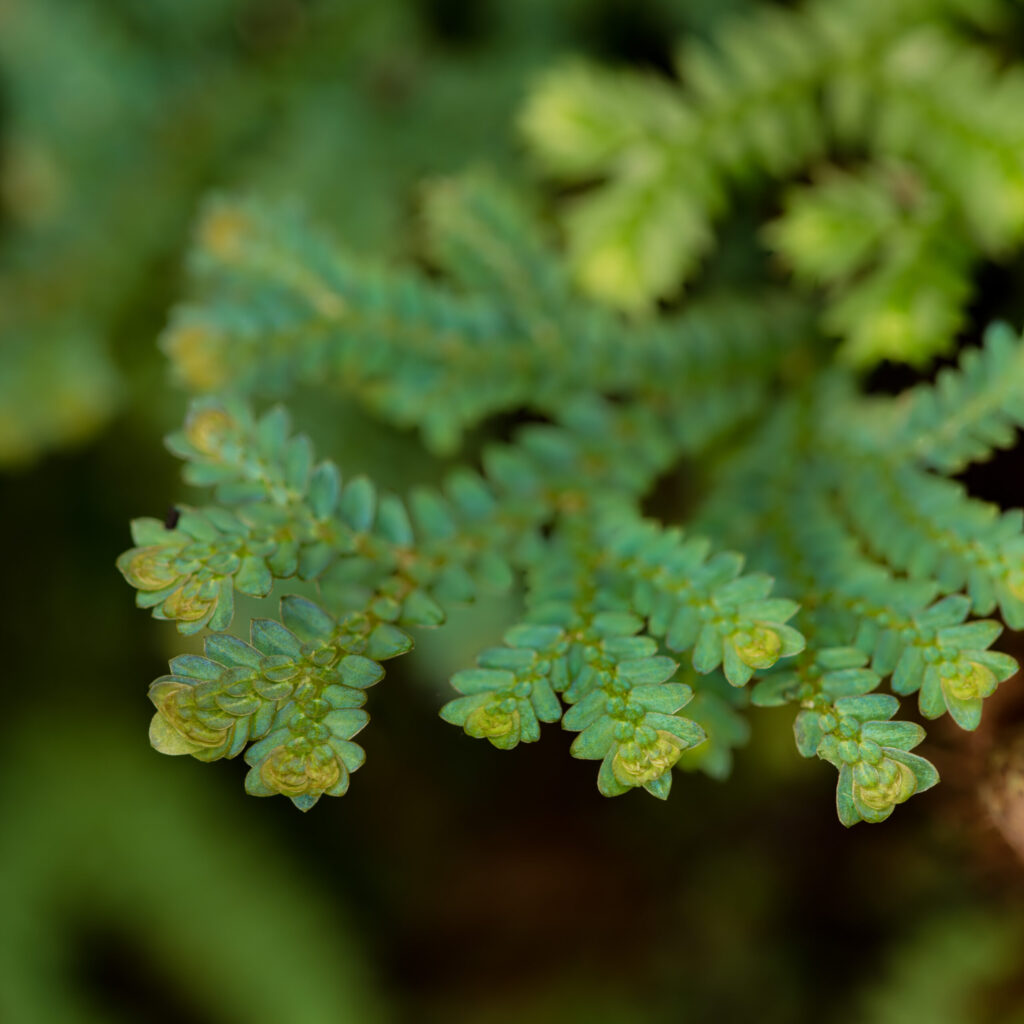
[164, 506, 180, 529]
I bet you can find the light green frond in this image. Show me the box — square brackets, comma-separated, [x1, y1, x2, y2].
[518, 62, 692, 182]
[766, 164, 973, 365]
[116, 3, 1024, 827]
[520, 0, 1021, 369]
[851, 28, 1024, 254]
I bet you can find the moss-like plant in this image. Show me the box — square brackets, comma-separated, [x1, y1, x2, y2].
[119, 0, 1024, 824]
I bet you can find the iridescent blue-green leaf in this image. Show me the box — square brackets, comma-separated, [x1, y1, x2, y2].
[251, 619, 302, 658]
[450, 667, 515, 694]
[236, 555, 273, 597]
[280, 595, 335, 643]
[340, 655, 385, 689]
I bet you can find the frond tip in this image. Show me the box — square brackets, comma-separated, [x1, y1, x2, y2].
[144, 595, 396, 810]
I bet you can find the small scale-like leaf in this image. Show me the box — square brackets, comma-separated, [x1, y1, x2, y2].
[235, 555, 273, 597]
[570, 716, 617, 759]
[376, 494, 414, 545]
[340, 655, 385, 689]
[307, 462, 341, 518]
[402, 589, 446, 627]
[280, 595, 336, 642]
[617, 656, 677, 685]
[450, 668, 515, 695]
[251, 619, 302, 658]
[340, 476, 376, 532]
[366, 623, 413, 660]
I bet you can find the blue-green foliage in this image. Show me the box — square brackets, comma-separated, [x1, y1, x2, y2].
[119, 162, 1023, 823]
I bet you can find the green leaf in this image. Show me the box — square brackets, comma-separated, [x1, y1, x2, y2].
[401, 589, 445, 628]
[308, 462, 341, 518]
[236, 555, 273, 597]
[366, 623, 413, 660]
[376, 494, 414, 546]
[340, 655, 385, 689]
[280, 596, 335, 643]
[617, 656, 677, 685]
[410, 488, 456, 540]
[251, 619, 302, 658]
[450, 668, 515, 695]
[340, 476, 376, 533]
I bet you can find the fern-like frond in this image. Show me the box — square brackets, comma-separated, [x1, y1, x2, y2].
[835, 459, 1024, 626]
[558, 612, 704, 801]
[844, 323, 1024, 472]
[781, 463, 1015, 718]
[753, 647, 939, 825]
[120, 56, 1024, 824]
[420, 170, 569, 311]
[164, 195, 806, 454]
[594, 508, 805, 688]
[149, 597, 390, 811]
[692, 389, 1020, 754]
[439, 508, 802, 798]
[125, 389, 796, 804]
[844, 27, 1024, 254]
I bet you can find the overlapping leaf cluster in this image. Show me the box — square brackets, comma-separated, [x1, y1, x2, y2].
[121, 157, 1023, 822]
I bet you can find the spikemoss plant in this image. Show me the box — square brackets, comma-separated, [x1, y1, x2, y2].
[119, 2, 1024, 824]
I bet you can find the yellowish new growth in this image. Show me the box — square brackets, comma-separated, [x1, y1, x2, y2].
[127, 547, 180, 590]
[261, 746, 341, 798]
[854, 758, 916, 812]
[198, 205, 252, 262]
[612, 730, 685, 786]
[149, 681, 225, 755]
[184, 406, 235, 455]
[465, 703, 520, 740]
[732, 626, 782, 669]
[164, 324, 230, 392]
[945, 661, 997, 701]
[162, 580, 216, 623]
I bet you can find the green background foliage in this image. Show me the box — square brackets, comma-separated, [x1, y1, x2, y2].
[6, 0, 1024, 1019]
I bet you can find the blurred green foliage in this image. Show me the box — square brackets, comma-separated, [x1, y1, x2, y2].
[521, 0, 1024, 365]
[2, 0, 694, 465]
[0, 714, 386, 1024]
[6, 0, 1024, 1020]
